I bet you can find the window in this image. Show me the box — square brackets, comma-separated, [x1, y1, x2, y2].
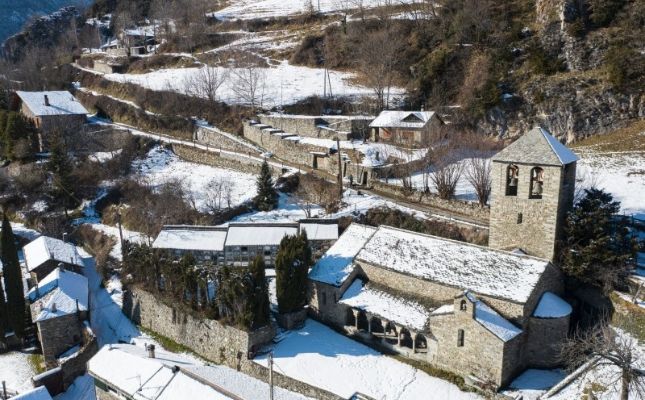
[457, 329, 465, 347]
[506, 165, 519, 196]
[517, 212, 523, 224]
[530, 167, 544, 199]
[459, 300, 467, 311]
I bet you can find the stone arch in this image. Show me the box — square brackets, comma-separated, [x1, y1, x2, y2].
[370, 316, 385, 336]
[345, 308, 356, 326]
[384, 322, 398, 345]
[399, 328, 413, 349]
[356, 310, 369, 332]
[506, 164, 519, 196]
[459, 299, 467, 311]
[530, 167, 544, 199]
[414, 334, 428, 353]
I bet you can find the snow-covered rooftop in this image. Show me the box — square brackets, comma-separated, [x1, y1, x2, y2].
[356, 226, 550, 303]
[532, 292, 572, 318]
[340, 279, 429, 330]
[10, 387, 52, 400]
[299, 221, 339, 241]
[309, 224, 377, 286]
[152, 226, 228, 252]
[24, 236, 84, 272]
[27, 268, 88, 322]
[492, 127, 578, 166]
[88, 344, 309, 400]
[467, 293, 522, 342]
[225, 223, 298, 246]
[369, 110, 437, 129]
[15, 91, 88, 117]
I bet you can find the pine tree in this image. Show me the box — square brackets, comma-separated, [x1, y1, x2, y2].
[248, 255, 270, 329]
[560, 188, 637, 294]
[275, 232, 311, 314]
[254, 160, 278, 211]
[1, 214, 26, 338]
[48, 134, 76, 209]
[2, 113, 21, 160]
[0, 277, 8, 346]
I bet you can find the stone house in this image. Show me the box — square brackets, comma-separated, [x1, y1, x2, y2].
[369, 110, 443, 147]
[26, 268, 90, 367]
[12, 91, 88, 152]
[152, 220, 339, 268]
[23, 236, 85, 283]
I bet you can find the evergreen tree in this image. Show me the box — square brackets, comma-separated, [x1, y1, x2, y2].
[248, 255, 270, 329]
[1, 214, 26, 338]
[0, 277, 8, 346]
[254, 160, 278, 211]
[560, 188, 637, 294]
[275, 232, 311, 314]
[48, 134, 76, 209]
[2, 112, 22, 160]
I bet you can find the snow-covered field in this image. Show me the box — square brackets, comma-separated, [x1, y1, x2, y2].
[0, 351, 36, 393]
[132, 146, 258, 212]
[210, 0, 419, 20]
[255, 319, 481, 400]
[105, 61, 400, 108]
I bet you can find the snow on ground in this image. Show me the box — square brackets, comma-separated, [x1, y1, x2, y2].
[105, 61, 402, 108]
[210, 0, 419, 20]
[132, 146, 258, 212]
[502, 369, 567, 400]
[255, 319, 481, 400]
[89, 223, 149, 261]
[576, 151, 645, 219]
[0, 351, 36, 393]
[54, 374, 96, 400]
[89, 149, 122, 163]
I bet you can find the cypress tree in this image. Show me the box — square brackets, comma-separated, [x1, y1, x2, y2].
[1, 214, 26, 338]
[254, 160, 278, 211]
[248, 255, 270, 329]
[275, 232, 311, 314]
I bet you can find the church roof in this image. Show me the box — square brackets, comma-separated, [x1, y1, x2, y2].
[492, 127, 578, 166]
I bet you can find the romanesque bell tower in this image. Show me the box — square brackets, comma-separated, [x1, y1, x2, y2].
[488, 127, 578, 261]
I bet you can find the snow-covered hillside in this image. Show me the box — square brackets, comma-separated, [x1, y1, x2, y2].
[0, 0, 91, 42]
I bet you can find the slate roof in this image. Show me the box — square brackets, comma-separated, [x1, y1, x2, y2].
[369, 111, 437, 129]
[24, 236, 84, 272]
[492, 127, 578, 166]
[15, 91, 88, 117]
[152, 226, 228, 252]
[27, 268, 88, 322]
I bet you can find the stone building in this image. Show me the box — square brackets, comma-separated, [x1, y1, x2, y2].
[152, 220, 339, 267]
[257, 114, 374, 140]
[488, 127, 578, 261]
[26, 268, 90, 367]
[369, 110, 443, 147]
[12, 91, 88, 152]
[23, 236, 85, 283]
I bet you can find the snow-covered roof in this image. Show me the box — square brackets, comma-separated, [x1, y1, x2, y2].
[369, 111, 437, 129]
[88, 344, 309, 400]
[299, 221, 339, 241]
[309, 224, 377, 286]
[27, 268, 88, 322]
[356, 226, 550, 303]
[532, 292, 572, 318]
[152, 226, 227, 252]
[492, 127, 578, 166]
[430, 304, 454, 316]
[340, 279, 429, 330]
[225, 223, 298, 247]
[24, 236, 84, 272]
[10, 387, 52, 400]
[15, 91, 88, 117]
[467, 293, 522, 342]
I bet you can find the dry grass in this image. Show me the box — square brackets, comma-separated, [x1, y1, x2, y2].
[571, 119, 645, 152]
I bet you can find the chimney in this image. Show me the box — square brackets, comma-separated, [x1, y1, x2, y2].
[147, 344, 156, 359]
[420, 104, 424, 111]
[44, 95, 50, 106]
[62, 232, 68, 242]
[51, 302, 57, 313]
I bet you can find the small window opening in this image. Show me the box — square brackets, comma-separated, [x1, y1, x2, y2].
[517, 213, 523, 224]
[457, 329, 465, 347]
[530, 167, 544, 199]
[459, 300, 467, 311]
[506, 165, 519, 196]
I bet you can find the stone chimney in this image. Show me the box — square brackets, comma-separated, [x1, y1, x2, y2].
[147, 344, 156, 359]
[51, 302, 57, 313]
[44, 95, 50, 106]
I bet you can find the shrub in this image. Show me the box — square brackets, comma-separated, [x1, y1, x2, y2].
[589, 0, 627, 28]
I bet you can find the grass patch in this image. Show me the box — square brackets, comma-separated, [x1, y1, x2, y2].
[139, 326, 211, 363]
[610, 292, 645, 342]
[27, 353, 45, 374]
[572, 119, 645, 152]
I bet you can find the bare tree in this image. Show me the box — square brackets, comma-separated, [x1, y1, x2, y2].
[431, 161, 463, 200]
[561, 323, 645, 400]
[230, 56, 267, 111]
[357, 29, 401, 110]
[184, 65, 228, 105]
[465, 157, 491, 206]
[204, 176, 233, 214]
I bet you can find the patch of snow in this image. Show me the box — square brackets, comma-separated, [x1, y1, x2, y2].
[502, 369, 566, 400]
[89, 149, 122, 163]
[0, 351, 36, 393]
[31, 200, 48, 213]
[470, 294, 522, 342]
[533, 292, 572, 318]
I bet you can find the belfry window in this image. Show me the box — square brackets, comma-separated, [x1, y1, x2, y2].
[530, 167, 544, 199]
[457, 329, 465, 347]
[459, 300, 467, 311]
[506, 165, 519, 196]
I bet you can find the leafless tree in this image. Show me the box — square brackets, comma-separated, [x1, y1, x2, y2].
[204, 176, 233, 214]
[296, 174, 339, 214]
[431, 160, 463, 200]
[560, 322, 645, 400]
[184, 65, 228, 104]
[357, 29, 401, 110]
[465, 157, 491, 207]
[230, 59, 267, 111]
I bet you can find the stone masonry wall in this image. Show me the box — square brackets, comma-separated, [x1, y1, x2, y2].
[524, 315, 569, 368]
[489, 161, 565, 260]
[171, 144, 282, 176]
[259, 115, 373, 140]
[37, 312, 87, 365]
[194, 126, 259, 154]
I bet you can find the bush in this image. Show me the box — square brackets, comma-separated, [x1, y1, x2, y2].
[527, 44, 565, 75]
[358, 207, 466, 242]
[604, 46, 637, 89]
[589, 0, 627, 28]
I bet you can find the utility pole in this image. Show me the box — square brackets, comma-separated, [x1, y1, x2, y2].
[336, 137, 343, 200]
[268, 352, 274, 400]
[117, 203, 124, 256]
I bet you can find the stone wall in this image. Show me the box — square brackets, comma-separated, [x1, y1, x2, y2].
[194, 126, 259, 154]
[60, 336, 99, 387]
[523, 315, 569, 368]
[123, 287, 341, 399]
[370, 181, 490, 223]
[171, 144, 281, 176]
[36, 312, 88, 365]
[258, 114, 373, 140]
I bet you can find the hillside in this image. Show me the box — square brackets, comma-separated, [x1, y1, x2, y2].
[0, 0, 91, 42]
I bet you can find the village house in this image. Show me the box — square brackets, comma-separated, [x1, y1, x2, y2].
[307, 127, 577, 388]
[12, 91, 88, 151]
[23, 236, 84, 283]
[152, 220, 339, 267]
[88, 343, 308, 400]
[369, 110, 444, 147]
[26, 268, 90, 367]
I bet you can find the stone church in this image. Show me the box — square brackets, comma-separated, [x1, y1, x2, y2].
[307, 127, 578, 388]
